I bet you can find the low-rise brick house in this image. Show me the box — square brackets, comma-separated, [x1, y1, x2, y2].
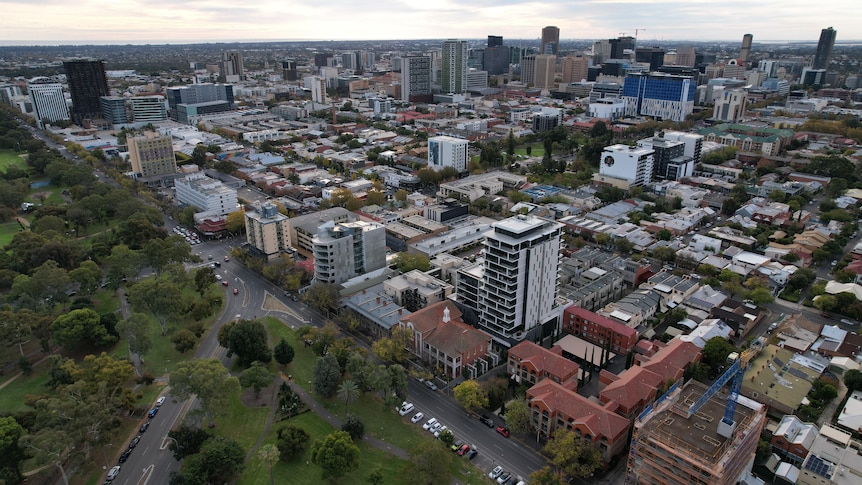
[507, 341, 580, 389]
[771, 415, 818, 466]
[562, 305, 638, 354]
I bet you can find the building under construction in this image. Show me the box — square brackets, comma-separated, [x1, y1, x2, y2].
[626, 380, 766, 485]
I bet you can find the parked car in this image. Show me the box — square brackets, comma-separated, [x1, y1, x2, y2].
[106, 465, 121, 481]
[156, 396, 166, 406]
[208, 255, 213, 260]
[398, 402, 415, 416]
[496, 426, 510, 437]
[451, 440, 464, 452]
[118, 450, 131, 463]
[425, 380, 438, 391]
[139, 422, 150, 433]
[215, 275, 223, 281]
[434, 425, 448, 438]
[411, 412, 425, 424]
[488, 466, 504, 480]
[128, 436, 140, 449]
[496, 472, 512, 484]
[429, 422, 443, 434]
[841, 318, 858, 326]
[148, 407, 159, 418]
[422, 418, 438, 431]
[479, 415, 494, 428]
[457, 444, 471, 456]
[465, 449, 478, 460]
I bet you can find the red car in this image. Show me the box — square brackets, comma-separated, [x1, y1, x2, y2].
[222, 280, 229, 286]
[496, 426, 510, 437]
[233, 288, 239, 295]
[457, 444, 470, 456]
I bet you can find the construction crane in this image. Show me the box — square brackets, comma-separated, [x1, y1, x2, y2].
[685, 337, 765, 438]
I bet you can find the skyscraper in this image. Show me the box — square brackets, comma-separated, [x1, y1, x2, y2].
[127, 132, 176, 178]
[739, 34, 753, 64]
[675, 46, 697, 68]
[562, 55, 588, 83]
[63, 59, 109, 125]
[487, 35, 503, 47]
[457, 215, 563, 347]
[27, 77, 69, 129]
[281, 60, 298, 81]
[401, 55, 432, 103]
[533, 54, 557, 89]
[541, 26, 560, 55]
[222, 51, 245, 81]
[441, 39, 468, 94]
[813, 27, 837, 70]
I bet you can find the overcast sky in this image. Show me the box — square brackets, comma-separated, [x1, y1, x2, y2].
[2, 0, 858, 45]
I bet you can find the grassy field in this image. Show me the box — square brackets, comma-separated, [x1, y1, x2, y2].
[238, 412, 409, 485]
[265, 318, 315, 385]
[0, 220, 24, 248]
[214, 389, 271, 451]
[27, 181, 69, 206]
[514, 145, 545, 157]
[0, 149, 26, 172]
[0, 359, 51, 414]
[321, 390, 426, 451]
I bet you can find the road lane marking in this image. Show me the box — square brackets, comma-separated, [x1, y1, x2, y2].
[135, 464, 153, 485]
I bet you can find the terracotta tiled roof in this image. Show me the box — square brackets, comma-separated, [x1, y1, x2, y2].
[400, 301, 462, 337]
[564, 306, 637, 339]
[640, 339, 700, 376]
[599, 366, 663, 411]
[399, 301, 490, 356]
[509, 341, 579, 382]
[528, 379, 629, 440]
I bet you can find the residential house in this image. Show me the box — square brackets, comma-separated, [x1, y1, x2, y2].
[507, 341, 580, 388]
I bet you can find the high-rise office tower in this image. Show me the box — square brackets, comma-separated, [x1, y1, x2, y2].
[813, 27, 837, 70]
[611, 36, 636, 59]
[457, 215, 563, 347]
[562, 55, 588, 83]
[222, 51, 245, 81]
[63, 59, 109, 125]
[281, 60, 298, 81]
[675, 46, 697, 67]
[635, 47, 666, 71]
[441, 39, 468, 94]
[401, 55, 432, 103]
[520, 55, 537, 85]
[622, 72, 696, 122]
[27, 77, 69, 129]
[127, 132, 176, 178]
[488, 35, 503, 47]
[533, 54, 557, 89]
[740, 34, 753, 64]
[541, 26, 560, 55]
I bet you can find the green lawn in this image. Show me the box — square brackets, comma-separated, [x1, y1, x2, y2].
[321, 392, 426, 451]
[238, 412, 409, 485]
[514, 145, 545, 157]
[0, 149, 26, 172]
[0, 359, 51, 414]
[0, 221, 24, 248]
[265, 318, 315, 385]
[214, 390, 270, 451]
[27, 181, 69, 206]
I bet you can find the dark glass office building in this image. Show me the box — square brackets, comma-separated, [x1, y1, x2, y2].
[63, 59, 109, 125]
[813, 27, 836, 70]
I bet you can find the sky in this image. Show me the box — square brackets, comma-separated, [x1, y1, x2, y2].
[1, 0, 860, 45]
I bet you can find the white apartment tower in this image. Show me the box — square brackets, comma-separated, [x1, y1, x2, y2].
[312, 221, 386, 286]
[304, 76, 327, 104]
[461, 215, 563, 347]
[174, 173, 238, 217]
[713, 89, 748, 123]
[245, 202, 290, 260]
[27, 77, 69, 129]
[427, 136, 469, 173]
[597, 144, 655, 188]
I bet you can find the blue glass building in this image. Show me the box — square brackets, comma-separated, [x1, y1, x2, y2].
[622, 73, 695, 122]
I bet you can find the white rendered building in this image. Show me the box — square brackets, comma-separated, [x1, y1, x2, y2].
[27, 77, 69, 129]
[313, 220, 386, 286]
[245, 202, 290, 260]
[596, 144, 655, 188]
[174, 173, 238, 217]
[427, 136, 468, 172]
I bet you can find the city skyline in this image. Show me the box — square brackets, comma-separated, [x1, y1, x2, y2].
[2, 1, 859, 45]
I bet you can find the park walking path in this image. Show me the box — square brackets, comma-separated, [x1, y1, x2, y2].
[244, 371, 409, 461]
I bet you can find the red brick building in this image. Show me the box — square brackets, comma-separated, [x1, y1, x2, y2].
[770, 415, 818, 465]
[598, 366, 665, 420]
[507, 341, 579, 389]
[398, 301, 494, 379]
[563, 305, 638, 354]
[526, 379, 630, 463]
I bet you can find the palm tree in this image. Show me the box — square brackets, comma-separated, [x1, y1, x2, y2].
[337, 379, 360, 414]
[257, 443, 279, 485]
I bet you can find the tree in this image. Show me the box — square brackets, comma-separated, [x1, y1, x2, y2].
[438, 429, 455, 448]
[51, 308, 116, 348]
[19, 429, 73, 485]
[116, 313, 152, 361]
[143, 236, 195, 274]
[404, 440, 452, 485]
[68, 260, 102, 297]
[223, 319, 273, 367]
[392, 252, 431, 273]
[371, 326, 412, 363]
[169, 358, 241, 426]
[844, 369, 862, 392]
[194, 266, 217, 296]
[0, 417, 26, 485]
[258, 443, 280, 485]
[504, 398, 531, 434]
[453, 379, 489, 410]
[366, 469, 384, 485]
[182, 436, 245, 484]
[656, 228, 672, 241]
[530, 466, 565, 485]
[273, 337, 295, 367]
[543, 429, 602, 479]
[276, 425, 310, 461]
[338, 379, 360, 414]
[748, 287, 774, 305]
[127, 276, 183, 335]
[702, 337, 735, 369]
[313, 353, 342, 398]
[167, 426, 213, 460]
[171, 329, 197, 353]
[240, 361, 274, 397]
[341, 414, 364, 440]
[225, 209, 246, 234]
[310, 431, 360, 480]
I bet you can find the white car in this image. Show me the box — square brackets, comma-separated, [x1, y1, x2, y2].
[411, 412, 425, 423]
[215, 275, 222, 281]
[398, 403, 415, 416]
[488, 466, 503, 480]
[841, 318, 858, 326]
[429, 422, 443, 434]
[434, 425, 448, 438]
[422, 417, 438, 431]
[156, 396, 166, 407]
[107, 465, 121, 481]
